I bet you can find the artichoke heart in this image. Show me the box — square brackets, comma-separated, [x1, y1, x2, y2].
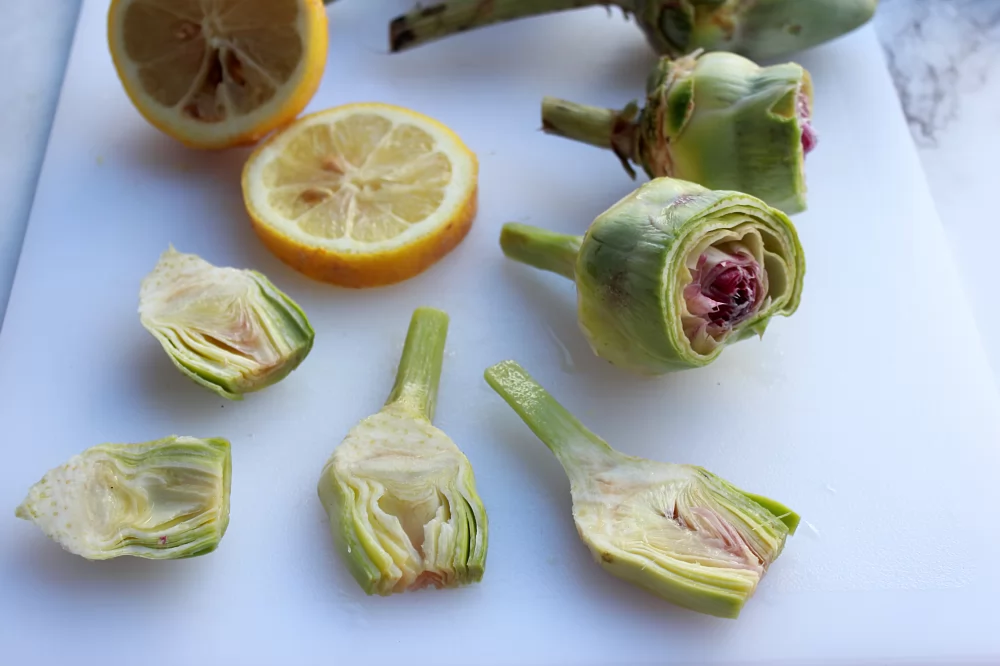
[15, 436, 231, 560]
[318, 308, 488, 595]
[485, 360, 798, 619]
[499, 177, 805, 374]
[139, 247, 314, 400]
[542, 50, 816, 214]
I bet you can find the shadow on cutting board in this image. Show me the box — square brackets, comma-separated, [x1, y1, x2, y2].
[8, 533, 196, 593]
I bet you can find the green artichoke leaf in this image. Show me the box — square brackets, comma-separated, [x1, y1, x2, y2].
[484, 360, 797, 619]
[15, 436, 231, 560]
[318, 308, 488, 595]
[499, 177, 805, 374]
[139, 247, 314, 400]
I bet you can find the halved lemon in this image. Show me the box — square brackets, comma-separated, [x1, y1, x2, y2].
[242, 103, 478, 288]
[108, 0, 328, 149]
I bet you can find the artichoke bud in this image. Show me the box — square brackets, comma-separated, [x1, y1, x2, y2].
[389, 0, 874, 62]
[485, 360, 798, 619]
[499, 178, 805, 374]
[318, 308, 488, 595]
[543, 50, 816, 214]
[15, 436, 231, 560]
[139, 247, 315, 400]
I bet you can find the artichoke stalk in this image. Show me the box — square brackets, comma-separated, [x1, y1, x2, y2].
[139, 247, 314, 400]
[484, 360, 798, 619]
[16, 436, 231, 560]
[318, 307, 488, 595]
[389, 0, 877, 62]
[500, 177, 804, 374]
[542, 50, 816, 214]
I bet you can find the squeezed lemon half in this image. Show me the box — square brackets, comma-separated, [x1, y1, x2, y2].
[108, 0, 328, 148]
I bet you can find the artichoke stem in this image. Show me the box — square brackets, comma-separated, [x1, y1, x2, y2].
[385, 307, 449, 421]
[485, 361, 616, 476]
[541, 97, 617, 150]
[500, 223, 581, 281]
[390, 0, 630, 52]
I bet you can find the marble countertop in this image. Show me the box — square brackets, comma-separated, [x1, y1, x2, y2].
[0, 0, 996, 378]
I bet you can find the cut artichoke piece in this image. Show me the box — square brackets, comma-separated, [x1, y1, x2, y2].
[318, 307, 488, 595]
[500, 177, 805, 374]
[542, 50, 816, 214]
[15, 436, 231, 560]
[484, 360, 798, 619]
[139, 247, 314, 400]
[389, 0, 876, 62]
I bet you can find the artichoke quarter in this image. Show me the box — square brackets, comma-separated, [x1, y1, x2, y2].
[139, 247, 314, 400]
[500, 178, 804, 374]
[543, 50, 816, 214]
[389, 0, 877, 62]
[318, 307, 488, 595]
[16, 436, 231, 560]
[484, 360, 798, 619]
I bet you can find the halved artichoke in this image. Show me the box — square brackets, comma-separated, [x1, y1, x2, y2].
[15, 436, 231, 560]
[485, 360, 798, 619]
[318, 307, 488, 595]
[139, 247, 314, 400]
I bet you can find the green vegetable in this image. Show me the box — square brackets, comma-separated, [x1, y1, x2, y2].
[139, 247, 314, 400]
[318, 307, 488, 595]
[15, 436, 231, 560]
[542, 51, 816, 214]
[484, 360, 798, 619]
[500, 177, 804, 374]
[389, 0, 877, 61]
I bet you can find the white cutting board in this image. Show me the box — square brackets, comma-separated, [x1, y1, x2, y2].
[2, 1, 999, 664]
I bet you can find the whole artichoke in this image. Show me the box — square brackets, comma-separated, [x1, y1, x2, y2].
[389, 0, 877, 62]
[542, 50, 816, 214]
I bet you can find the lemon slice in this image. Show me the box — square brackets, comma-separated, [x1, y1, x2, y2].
[108, 0, 328, 149]
[242, 103, 479, 288]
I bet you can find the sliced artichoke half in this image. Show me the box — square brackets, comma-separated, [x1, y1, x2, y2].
[139, 247, 314, 400]
[318, 307, 488, 595]
[16, 436, 232, 560]
[484, 360, 798, 619]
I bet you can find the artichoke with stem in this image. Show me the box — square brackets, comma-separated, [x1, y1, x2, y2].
[318, 307, 488, 595]
[16, 436, 231, 560]
[542, 50, 816, 214]
[139, 247, 315, 400]
[389, 0, 877, 62]
[484, 360, 798, 619]
[500, 177, 804, 374]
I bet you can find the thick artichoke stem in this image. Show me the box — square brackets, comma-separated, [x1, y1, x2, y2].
[385, 308, 449, 421]
[541, 98, 617, 150]
[500, 224, 581, 281]
[484, 361, 616, 477]
[390, 0, 628, 52]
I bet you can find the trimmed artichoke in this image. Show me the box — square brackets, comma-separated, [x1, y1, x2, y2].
[139, 247, 314, 400]
[500, 178, 804, 374]
[542, 51, 816, 214]
[389, 0, 877, 61]
[15, 436, 231, 560]
[318, 307, 488, 595]
[484, 360, 798, 619]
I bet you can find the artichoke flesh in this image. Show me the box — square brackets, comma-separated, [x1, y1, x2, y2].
[542, 50, 816, 214]
[485, 360, 798, 619]
[139, 247, 314, 400]
[15, 436, 231, 560]
[389, 0, 877, 62]
[500, 177, 805, 374]
[318, 307, 488, 595]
